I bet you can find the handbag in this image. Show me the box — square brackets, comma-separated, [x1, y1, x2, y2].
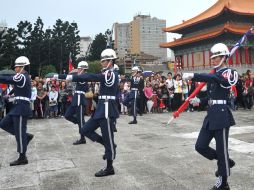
[85, 91, 94, 98]
[247, 86, 254, 96]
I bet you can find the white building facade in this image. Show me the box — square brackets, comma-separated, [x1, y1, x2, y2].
[114, 15, 167, 62]
[78, 36, 92, 58]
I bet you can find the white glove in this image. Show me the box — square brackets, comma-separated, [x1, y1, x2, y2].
[66, 75, 73, 81]
[189, 97, 200, 106]
[182, 73, 194, 80]
[53, 74, 59, 80]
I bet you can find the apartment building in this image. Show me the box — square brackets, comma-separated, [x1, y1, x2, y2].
[114, 14, 167, 62]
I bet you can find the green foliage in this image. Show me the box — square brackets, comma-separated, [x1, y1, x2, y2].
[87, 61, 101, 73]
[0, 17, 80, 76]
[0, 19, 115, 75]
[41, 64, 56, 77]
[51, 19, 80, 74]
[87, 33, 106, 61]
[0, 28, 19, 69]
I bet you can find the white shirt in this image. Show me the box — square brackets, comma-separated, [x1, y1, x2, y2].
[173, 80, 183, 93]
[165, 79, 174, 89]
[49, 91, 58, 102]
[31, 87, 37, 101]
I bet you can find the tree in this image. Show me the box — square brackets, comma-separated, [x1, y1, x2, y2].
[87, 60, 101, 74]
[41, 64, 56, 77]
[0, 28, 19, 69]
[29, 17, 45, 76]
[51, 19, 80, 73]
[16, 20, 32, 55]
[87, 33, 106, 61]
[0, 18, 80, 75]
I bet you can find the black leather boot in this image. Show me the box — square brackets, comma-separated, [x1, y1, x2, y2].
[27, 133, 34, 146]
[128, 120, 137, 124]
[210, 176, 230, 190]
[73, 138, 86, 145]
[215, 159, 235, 177]
[10, 153, 28, 166]
[95, 160, 115, 177]
[210, 183, 230, 190]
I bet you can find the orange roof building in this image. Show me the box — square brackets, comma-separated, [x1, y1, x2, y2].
[160, 0, 254, 71]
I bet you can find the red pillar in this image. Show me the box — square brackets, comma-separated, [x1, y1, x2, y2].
[174, 57, 177, 76]
[235, 49, 239, 65]
[203, 50, 206, 68]
[249, 48, 252, 65]
[187, 54, 189, 70]
[240, 48, 243, 65]
[245, 47, 249, 64]
[209, 51, 211, 67]
[192, 52, 194, 69]
[181, 55, 184, 70]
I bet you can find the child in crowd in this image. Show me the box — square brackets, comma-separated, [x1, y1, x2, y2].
[48, 86, 58, 118]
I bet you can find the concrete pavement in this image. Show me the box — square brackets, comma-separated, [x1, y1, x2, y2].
[0, 109, 253, 190]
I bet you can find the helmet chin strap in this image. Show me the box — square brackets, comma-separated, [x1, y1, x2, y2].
[78, 68, 84, 75]
[213, 56, 226, 69]
[16, 66, 24, 75]
[102, 60, 113, 71]
[132, 71, 138, 77]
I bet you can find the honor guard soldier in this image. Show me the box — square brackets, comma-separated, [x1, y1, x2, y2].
[127, 66, 143, 124]
[0, 56, 34, 166]
[183, 43, 238, 190]
[59, 49, 119, 177]
[55, 61, 89, 145]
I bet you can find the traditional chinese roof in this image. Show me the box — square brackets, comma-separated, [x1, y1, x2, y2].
[163, 0, 254, 33]
[160, 23, 254, 48]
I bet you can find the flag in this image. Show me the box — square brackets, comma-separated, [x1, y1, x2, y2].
[68, 52, 74, 72]
[229, 27, 253, 57]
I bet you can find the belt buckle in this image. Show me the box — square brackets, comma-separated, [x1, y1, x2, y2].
[208, 100, 213, 106]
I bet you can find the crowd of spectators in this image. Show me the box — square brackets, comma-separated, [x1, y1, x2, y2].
[0, 69, 253, 120]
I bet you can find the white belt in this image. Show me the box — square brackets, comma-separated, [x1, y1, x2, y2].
[131, 88, 138, 91]
[99, 95, 116, 100]
[209, 100, 227, 105]
[14, 96, 30, 102]
[75, 91, 85, 94]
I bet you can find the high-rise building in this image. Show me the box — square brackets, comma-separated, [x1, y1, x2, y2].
[78, 36, 92, 58]
[114, 14, 167, 63]
[0, 20, 7, 32]
[114, 23, 130, 59]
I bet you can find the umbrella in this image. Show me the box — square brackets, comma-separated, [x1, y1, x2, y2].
[69, 69, 78, 75]
[45, 72, 58, 78]
[0, 69, 16, 76]
[142, 71, 154, 77]
[147, 100, 154, 113]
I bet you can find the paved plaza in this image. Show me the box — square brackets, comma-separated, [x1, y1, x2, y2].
[0, 109, 253, 190]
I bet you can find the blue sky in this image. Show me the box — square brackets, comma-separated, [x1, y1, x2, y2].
[2, 0, 217, 41]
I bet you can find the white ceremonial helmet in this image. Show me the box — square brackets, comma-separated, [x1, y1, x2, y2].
[132, 66, 141, 72]
[77, 61, 89, 69]
[113, 64, 119, 71]
[15, 56, 30, 67]
[100, 48, 117, 61]
[210, 43, 230, 59]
